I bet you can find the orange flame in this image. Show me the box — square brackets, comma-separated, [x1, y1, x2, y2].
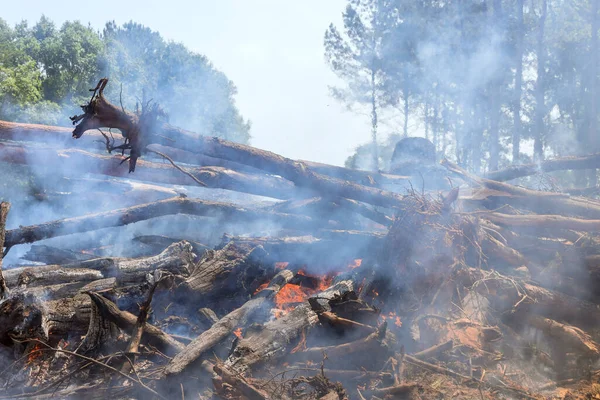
[253, 282, 269, 295]
[271, 271, 335, 317]
[233, 327, 243, 339]
[348, 259, 362, 270]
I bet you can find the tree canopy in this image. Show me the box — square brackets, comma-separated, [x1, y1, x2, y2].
[330, 0, 600, 186]
[0, 17, 251, 144]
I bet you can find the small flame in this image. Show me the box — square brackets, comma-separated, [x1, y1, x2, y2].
[348, 259, 362, 270]
[233, 327, 243, 339]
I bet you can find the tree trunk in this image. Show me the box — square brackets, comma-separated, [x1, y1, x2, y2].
[512, 0, 524, 164]
[588, 0, 599, 185]
[371, 69, 379, 171]
[489, 0, 503, 171]
[533, 0, 547, 163]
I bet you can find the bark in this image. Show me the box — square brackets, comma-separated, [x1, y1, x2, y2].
[163, 269, 294, 378]
[0, 142, 297, 200]
[4, 197, 325, 248]
[86, 292, 185, 357]
[224, 280, 353, 374]
[0, 202, 10, 299]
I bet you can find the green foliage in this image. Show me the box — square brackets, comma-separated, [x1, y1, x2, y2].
[0, 16, 250, 143]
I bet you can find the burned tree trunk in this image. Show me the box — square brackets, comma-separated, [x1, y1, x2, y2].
[225, 280, 353, 374]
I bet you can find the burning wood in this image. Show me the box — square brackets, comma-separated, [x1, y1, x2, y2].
[5, 82, 600, 399]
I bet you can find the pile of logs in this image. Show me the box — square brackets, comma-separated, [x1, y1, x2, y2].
[4, 80, 600, 398]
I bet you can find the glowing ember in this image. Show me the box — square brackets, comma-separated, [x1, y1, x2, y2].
[253, 282, 269, 295]
[271, 270, 336, 317]
[380, 312, 402, 327]
[348, 259, 362, 270]
[27, 344, 44, 365]
[233, 327, 243, 339]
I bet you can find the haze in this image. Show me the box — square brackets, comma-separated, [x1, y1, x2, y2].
[3, 0, 376, 166]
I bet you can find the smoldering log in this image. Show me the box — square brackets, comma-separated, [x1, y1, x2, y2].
[5, 241, 194, 289]
[486, 153, 600, 182]
[86, 292, 185, 357]
[269, 197, 392, 228]
[0, 142, 298, 200]
[220, 231, 384, 265]
[163, 269, 294, 378]
[4, 197, 331, 249]
[180, 242, 268, 300]
[224, 280, 354, 374]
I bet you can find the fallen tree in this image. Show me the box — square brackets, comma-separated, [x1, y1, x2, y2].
[486, 153, 600, 182]
[3, 197, 334, 249]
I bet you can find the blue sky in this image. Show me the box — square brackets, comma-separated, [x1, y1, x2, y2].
[3, 0, 378, 166]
